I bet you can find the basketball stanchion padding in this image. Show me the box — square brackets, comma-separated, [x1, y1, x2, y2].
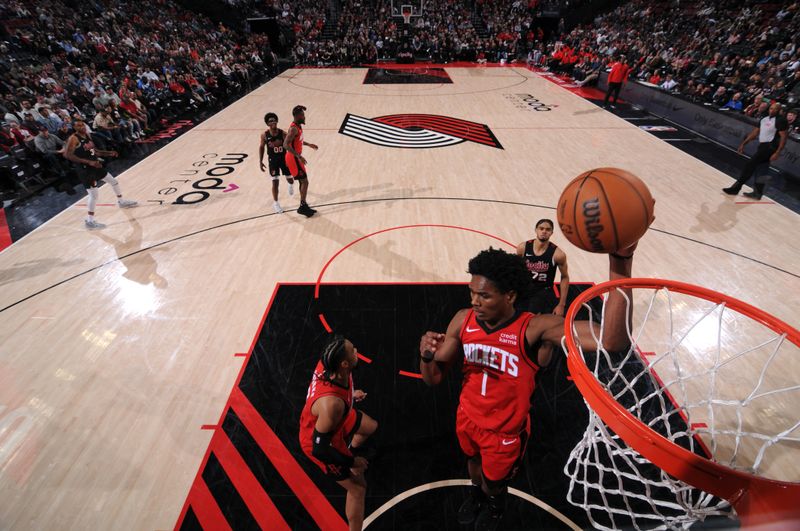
[562, 278, 800, 530]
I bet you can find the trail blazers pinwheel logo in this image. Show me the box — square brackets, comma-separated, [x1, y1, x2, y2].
[339, 113, 503, 149]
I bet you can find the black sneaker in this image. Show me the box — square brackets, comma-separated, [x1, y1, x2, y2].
[474, 505, 503, 531]
[457, 485, 485, 525]
[297, 203, 316, 217]
[722, 186, 740, 195]
[743, 191, 762, 200]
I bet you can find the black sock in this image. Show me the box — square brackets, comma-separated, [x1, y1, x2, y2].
[471, 483, 485, 500]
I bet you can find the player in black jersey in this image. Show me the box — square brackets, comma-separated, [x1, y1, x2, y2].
[63, 118, 137, 229]
[515, 219, 569, 316]
[258, 112, 294, 213]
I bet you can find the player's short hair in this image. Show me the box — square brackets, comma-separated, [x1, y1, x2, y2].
[320, 334, 348, 379]
[292, 105, 307, 117]
[264, 112, 278, 124]
[467, 248, 531, 297]
[535, 218, 554, 229]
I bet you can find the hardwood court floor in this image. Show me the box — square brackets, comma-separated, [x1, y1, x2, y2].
[0, 66, 798, 530]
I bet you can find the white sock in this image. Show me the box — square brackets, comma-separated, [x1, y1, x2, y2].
[87, 187, 98, 216]
[102, 173, 123, 196]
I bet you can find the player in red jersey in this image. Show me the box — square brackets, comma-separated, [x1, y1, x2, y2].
[419, 246, 635, 531]
[284, 105, 319, 217]
[299, 335, 378, 531]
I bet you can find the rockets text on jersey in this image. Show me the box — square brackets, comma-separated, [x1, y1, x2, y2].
[462, 343, 519, 376]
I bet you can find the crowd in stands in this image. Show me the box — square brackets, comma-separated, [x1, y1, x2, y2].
[0, 0, 277, 204]
[288, 0, 552, 65]
[2, 0, 799, 205]
[549, 0, 799, 128]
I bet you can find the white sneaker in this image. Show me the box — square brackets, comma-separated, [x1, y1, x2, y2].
[85, 219, 106, 230]
[273, 201, 284, 213]
[288, 182, 294, 196]
[118, 198, 138, 208]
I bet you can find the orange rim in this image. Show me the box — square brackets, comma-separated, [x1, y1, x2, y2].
[563, 278, 800, 527]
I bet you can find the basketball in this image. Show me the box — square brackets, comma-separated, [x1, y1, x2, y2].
[556, 168, 655, 253]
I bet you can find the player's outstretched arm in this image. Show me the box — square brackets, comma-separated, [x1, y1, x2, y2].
[419, 308, 469, 386]
[541, 245, 635, 353]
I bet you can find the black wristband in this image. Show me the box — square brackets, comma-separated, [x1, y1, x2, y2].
[610, 253, 633, 260]
[312, 429, 355, 468]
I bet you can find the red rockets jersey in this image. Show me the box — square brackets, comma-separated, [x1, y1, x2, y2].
[299, 360, 353, 453]
[458, 309, 539, 434]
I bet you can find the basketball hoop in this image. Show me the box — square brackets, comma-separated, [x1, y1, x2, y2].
[401, 5, 413, 25]
[562, 278, 800, 530]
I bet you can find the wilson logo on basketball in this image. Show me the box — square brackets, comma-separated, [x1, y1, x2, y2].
[338, 113, 503, 149]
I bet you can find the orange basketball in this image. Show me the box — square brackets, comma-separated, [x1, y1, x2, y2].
[556, 168, 655, 253]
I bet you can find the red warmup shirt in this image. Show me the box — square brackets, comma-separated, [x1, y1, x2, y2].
[458, 310, 540, 434]
[289, 122, 303, 155]
[608, 62, 631, 84]
[119, 100, 138, 116]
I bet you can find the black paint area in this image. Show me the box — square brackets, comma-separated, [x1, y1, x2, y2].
[205, 283, 731, 530]
[364, 68, 453, 84]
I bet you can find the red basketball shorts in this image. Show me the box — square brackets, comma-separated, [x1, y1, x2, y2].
[455, 405, 530, 482]
[285, 153, 307, 178]
[302, 408, 360, 479]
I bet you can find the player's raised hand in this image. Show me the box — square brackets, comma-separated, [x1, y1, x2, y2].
[420, 331, 445, 356]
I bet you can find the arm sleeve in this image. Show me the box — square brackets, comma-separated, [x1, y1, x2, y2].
[311, 429, 355, 468]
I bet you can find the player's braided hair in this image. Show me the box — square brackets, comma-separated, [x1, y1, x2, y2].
[320, 334, 348, 380]
[467, 247, 531, 299]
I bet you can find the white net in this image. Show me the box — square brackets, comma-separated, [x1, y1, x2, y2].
[563, 283, 800, 530]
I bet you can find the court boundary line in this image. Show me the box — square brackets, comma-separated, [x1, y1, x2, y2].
[361, 478, 582, 530]
[1, 196, 796, 314]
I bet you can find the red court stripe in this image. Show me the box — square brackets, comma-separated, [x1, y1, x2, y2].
[185, 478, 232, 531]
[211, 431, 290, 530]
[398, 370, 423, 379]
[318, 313, 333, 332]
[376, 118, 495, 143]
[373, 115, 495, 140]
[0, 209, 12, 252]
[375, 113, 490, 127]
[378, 116, 493, 138]
[314, 224, 515, 298]
[229, 388, 348, 531]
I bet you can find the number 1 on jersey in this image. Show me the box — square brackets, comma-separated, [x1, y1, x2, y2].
[481, 370, 488, 396]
